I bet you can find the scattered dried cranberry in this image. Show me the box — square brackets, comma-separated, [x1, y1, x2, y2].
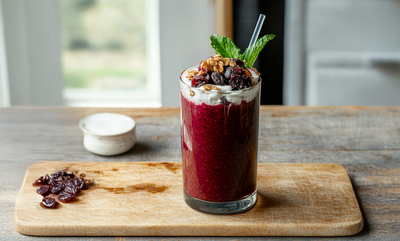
[51, 182, 65, 194]
[34, 170, 90, 206]
[37, 185, 51, 196]
[65, 172, 75, 178]
[65, 180, 75, 188]
[44, 174, 51, 184]
[33, 176, 45, 186]
[48, 178, 57, 189]
[51, 171, 61, 179]
[58, 191, 75, 203]
[74, 178, 85, 190]
[40, 197, 58, 209]
[64, 186, 78, 195]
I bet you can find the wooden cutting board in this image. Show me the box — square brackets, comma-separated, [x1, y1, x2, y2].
[14, 162, 363, 236]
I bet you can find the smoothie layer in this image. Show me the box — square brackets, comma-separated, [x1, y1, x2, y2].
[181, 93, 259, 202]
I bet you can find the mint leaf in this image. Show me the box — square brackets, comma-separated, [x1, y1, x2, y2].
[210, 34, 241, 58]
[240, 34, 275, 68]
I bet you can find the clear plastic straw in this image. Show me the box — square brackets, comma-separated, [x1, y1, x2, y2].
[244, 14, 266, 60]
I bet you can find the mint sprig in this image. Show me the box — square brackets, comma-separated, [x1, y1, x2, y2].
[210, 34, 275, 68]
[240, 34, 275, 68]
[210, 34, 241, 58]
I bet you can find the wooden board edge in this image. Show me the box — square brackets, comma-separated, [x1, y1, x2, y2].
[12, 221, 365, 237]
[14, 162, 365, 237]
[14, 163, 35, 236]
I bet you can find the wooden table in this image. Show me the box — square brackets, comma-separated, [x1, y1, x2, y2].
[1, 106, 399, 240]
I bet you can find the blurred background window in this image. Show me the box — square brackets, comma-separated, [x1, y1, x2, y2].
[1, 0, 398, 107]
[0, 0, 213, 107]
[61, 0, 159, 107]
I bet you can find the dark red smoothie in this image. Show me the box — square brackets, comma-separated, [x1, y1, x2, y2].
[181, 91, 259, 202]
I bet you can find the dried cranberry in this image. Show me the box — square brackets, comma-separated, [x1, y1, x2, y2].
[220, 96, 231, 105]
[37, 185, 51, 196]
[65, 172, 75, 178]
[211, 72, 226, 85]
[198, 60, 206, 72]
[64, 186, 78, 195]
[40, 197, 58, 208]
[192, 72, 210, 87]
[74, 178, 85, 190]
[58, 191, 75, 203]
[224, 66, 233, 79]
[44, 174, 51, 184]
[48, 178, 57, 189]
[33, 176, 45, 186]
[227, 67, 252, 90]
[231, 67, 244, 78]
[230, 58, 244, 67]
[51, 182, 65, 194]
[65, 180, 75, 188]
[51, 171, 61, 179]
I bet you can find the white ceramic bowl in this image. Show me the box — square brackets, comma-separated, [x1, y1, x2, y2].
[79, 113, 136, 156]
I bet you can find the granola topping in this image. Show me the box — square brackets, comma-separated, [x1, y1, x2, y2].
[203, 85, 212, 91]
[187, 55, 255, 90]
[181, 65, 261, 106]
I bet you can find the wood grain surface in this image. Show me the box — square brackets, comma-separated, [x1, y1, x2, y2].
[15, 162, 362, 236]
[1, 106, 399, 240]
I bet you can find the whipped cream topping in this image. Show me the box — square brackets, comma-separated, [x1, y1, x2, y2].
[180, 65, 261, 106]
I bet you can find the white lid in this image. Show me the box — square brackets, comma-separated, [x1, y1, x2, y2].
[79, 113, 136, 136]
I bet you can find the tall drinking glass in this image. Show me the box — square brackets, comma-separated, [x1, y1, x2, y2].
[180, 65, 261, 214]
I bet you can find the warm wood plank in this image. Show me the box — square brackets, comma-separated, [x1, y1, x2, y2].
[15, 162, 362, 236]
[0, 106, 399, 240]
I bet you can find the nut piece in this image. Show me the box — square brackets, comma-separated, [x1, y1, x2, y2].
[190, 90, 194, 96]
[186, 69, 199, 80]
[229, 61, 237, 67]
[214, 54, 223, 61]
[212, 86, 221, 90]
[199, 55, 227, 73]
[203, 85, 212, 91]
[223, 58, 230, 66]
[201, 60, 212, 72]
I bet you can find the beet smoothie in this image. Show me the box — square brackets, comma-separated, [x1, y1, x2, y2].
[181, 92, 259, 202]
[179, 34, 273, 213]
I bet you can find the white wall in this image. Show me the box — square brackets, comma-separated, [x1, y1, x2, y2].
[0, 1, 9, 106]
[284, 0, 400, 106]
[307, 0, 400, 52]
[1, 0, 64, 106]
[1, 0, 216, 107]
[159, 0, 215, 106]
